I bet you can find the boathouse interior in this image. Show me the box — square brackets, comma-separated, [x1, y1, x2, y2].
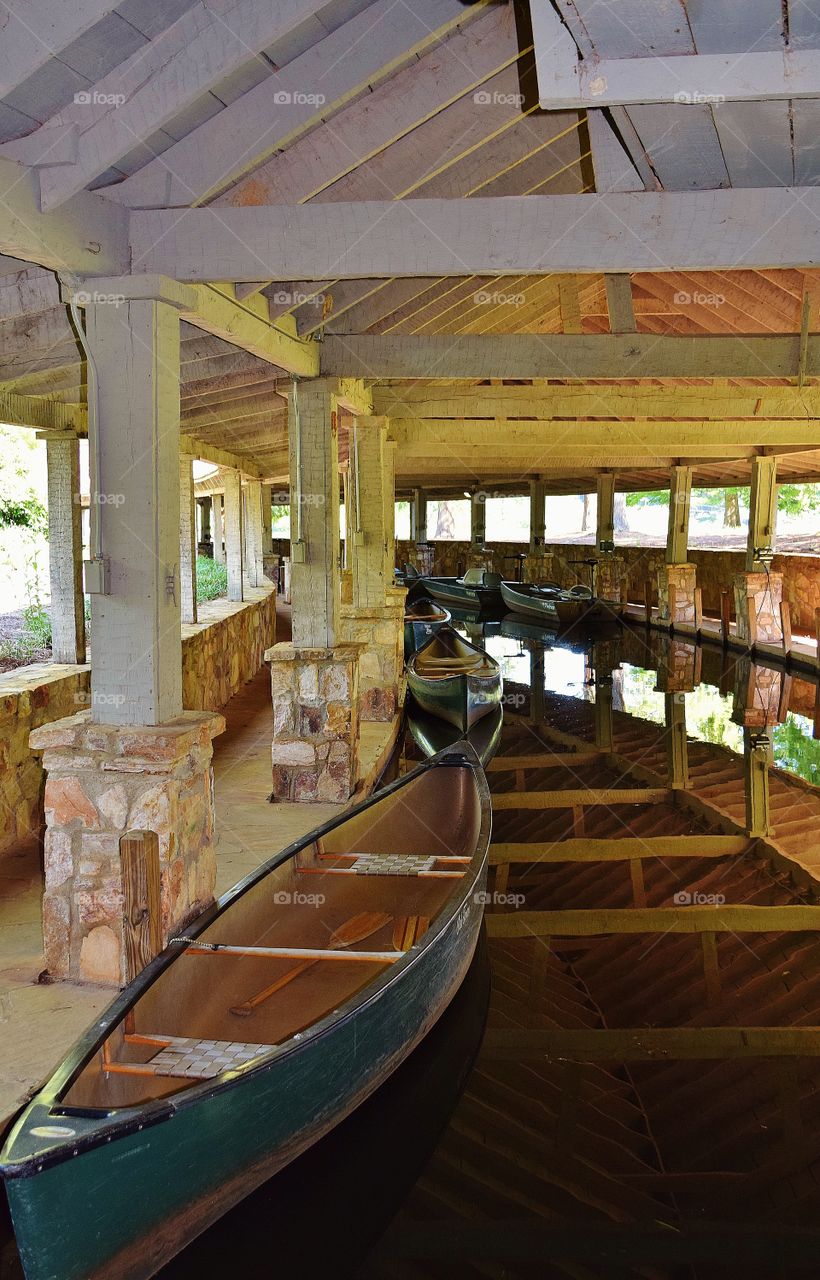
[4, 0, 820, 1274]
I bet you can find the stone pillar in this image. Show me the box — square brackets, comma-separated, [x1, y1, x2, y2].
[596, 555, 625, 602]
[529, 478, 546, 554]
[268, 643, 360, 802]
[244, 479, 265, 588]
[84, 285, 184, 725]
[212, 493, 225, 565]
[658, 562, 697, 625]
[43, 431, 86, 664]
[179, 453, 197, 625]
[32, 710, 224, 985]
[223, 469, 243, 602]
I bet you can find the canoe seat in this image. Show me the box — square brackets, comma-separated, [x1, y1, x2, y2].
[110, 1034, 271, 1080]
[350, 853, 437, 876]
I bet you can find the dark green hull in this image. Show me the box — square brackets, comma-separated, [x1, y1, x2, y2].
[407, 666, 502, 731]
[2, 754, 490, 1280]
[408, 705, 503, 766]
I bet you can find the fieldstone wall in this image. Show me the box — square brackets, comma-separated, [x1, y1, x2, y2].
[341, 603, 402, 722]
[181, 585, 276, 711]
[0, 589, 275, 860]
[734, 571, 784, 645]
[31, 710, 224, 985]
[268, 642, 361, 802]
[658, 563, 697, 624]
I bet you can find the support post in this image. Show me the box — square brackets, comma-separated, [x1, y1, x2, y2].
[665, 693, 689, 790]
[261, 483, 273, 554]
[179, 453, 197, 625]
[212, 493, 225, 565]
[223, 469, 244, 602]
[412, 487, 427, 545]
[666, 465, 692, 564]
[383, 438, 397, 582]
[471, 489, 486, 547]
[596, 473, 615, 550]
[746, 456, 778, 571]
[350, 418, 388, 610]
[529, 478, 546, 554]
[289, 379, 340, 649]
[244, 479, 265, 588]
[85, 290, 183, 724]
[734, 456, 782, 644]
[744, 729, 771, 837]
[43, 432, 86, 664]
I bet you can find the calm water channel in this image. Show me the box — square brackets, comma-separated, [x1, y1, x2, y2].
[4, 622, 820, 1279]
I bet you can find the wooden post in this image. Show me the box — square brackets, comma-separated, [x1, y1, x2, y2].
[244, 479, 265, 588]
[693, 586, 703, 632]
[179, 453, 197, 625]
[620, 579, 629, 615]
[665, 692, 689, 790]
[223, 469, 244, 602]
[289, 378, 341, 649]
[667, 583, 677, 629]
[120, 830, 162, 983]
[746, 455, 778, 571]
[261, 483, 273, 555]
[596, 472, 615, 550]
[411, 487, 427, 545]
[383, 438, 397, 582]
[666, 464, 692, 564]
[351, 417, 389, 609]
[43, 432, 86, 663]
[85, 289, 183, 725]
[643, 579, 653, 625]
[470, 488, 486, 546]
[744, 729, 770, 837]
[720, 590, 732, 644]
[212, 493, 225, 565]
[529, 477, 546, 553]
[780, 600, 793, 658]
[629, 858, 647, 908]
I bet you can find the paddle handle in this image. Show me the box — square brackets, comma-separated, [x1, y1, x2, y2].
[230, 958, 315, 1016]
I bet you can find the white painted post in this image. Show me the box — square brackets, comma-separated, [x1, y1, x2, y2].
[383, 437, 397, 583]
[85, 294, 183, 725]
[245, 479, 265, 588]
[666, 464, 692, 564]
[261, 483, 273, 554]
[596, 473, 616, 549]
[289, 378, 340, 649]
[529, 477, 546, 553]
[351, 417, 388, 610]
[223, 469, 244, 602]
[179, 453, 197, 625]
[212, 493, 225, 565]
[44, 432, 86, 664]
[746, 455, 778, 569]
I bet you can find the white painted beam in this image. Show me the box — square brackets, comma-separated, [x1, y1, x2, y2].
[0, 156, 127, 275]
[322, 334, 818, 380]
[111, 0, 480, 208]
[131, 191, 820, 280]
[36, 0, 350, 210]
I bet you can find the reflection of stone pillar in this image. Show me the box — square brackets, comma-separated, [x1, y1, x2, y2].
[268, 642, 360, 801]
[655, 634, 698, 693]
[732, 656, 789, 729]
[33, 710, 224, 985]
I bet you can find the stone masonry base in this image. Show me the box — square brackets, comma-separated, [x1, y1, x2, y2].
[268, 642, 360, 802]
[658, 563, 697, 624]
[733, 571, 784, 645]
[30, 710, 225, 986]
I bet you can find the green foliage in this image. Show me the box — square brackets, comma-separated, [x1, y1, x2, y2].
[777, 483, 820, 516]
[0, 494, 48, 533]
[625, 490, 669, 508]
[772, 714, 820, 783]
[195, 555, 228, 603]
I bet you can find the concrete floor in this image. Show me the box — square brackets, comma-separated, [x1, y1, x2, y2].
[0, 603, 399, 1130]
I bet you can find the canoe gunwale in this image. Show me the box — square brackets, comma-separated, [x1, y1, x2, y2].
[1, 744, 491, 1181]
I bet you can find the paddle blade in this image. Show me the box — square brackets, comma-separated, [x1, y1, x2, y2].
[330, 911, 392, 948]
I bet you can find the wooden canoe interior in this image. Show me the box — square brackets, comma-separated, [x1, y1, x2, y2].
[412, 630, 499, 680]
[57, 765, 482, 1113]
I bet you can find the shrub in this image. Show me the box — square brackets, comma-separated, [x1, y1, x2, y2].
[196, 555, 227, 603]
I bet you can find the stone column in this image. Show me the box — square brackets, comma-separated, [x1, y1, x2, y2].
[270, 379, 361, 798]
[658, 465, 696, 625]
[734, 456, 782, 644]
[244, 479, 265, 588]
[33, 710, 224, 985]
[42, 431, 86, 664]
[179, 452, 197, 625]
[84, 285, 184, 725]
[223, 469, 243, 602]
[212, 493, 225, 565]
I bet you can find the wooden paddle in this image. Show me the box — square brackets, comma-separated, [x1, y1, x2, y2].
[230, 911, 392, 1016]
